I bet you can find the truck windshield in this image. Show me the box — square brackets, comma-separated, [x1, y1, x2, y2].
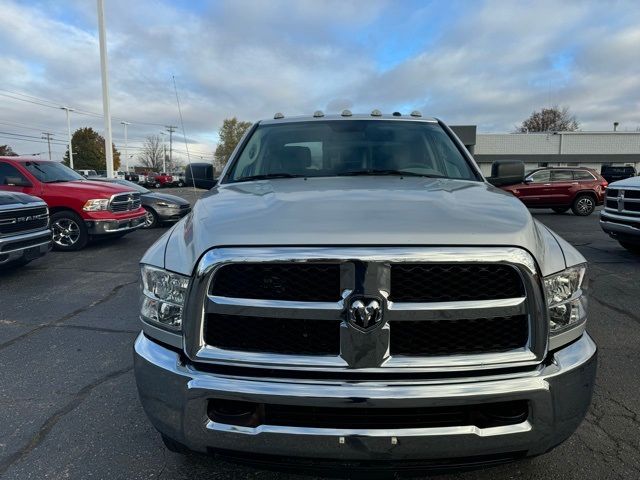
[226, 120, 479, 183]
[24, 161, 84, 183]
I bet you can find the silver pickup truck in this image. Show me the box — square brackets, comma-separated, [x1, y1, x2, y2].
[0, 191, 51, 269]
[600, 176, 640, 253]
[134, 112, 596, 470]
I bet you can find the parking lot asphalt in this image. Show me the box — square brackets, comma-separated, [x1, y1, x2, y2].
[1, 190, 639, 480]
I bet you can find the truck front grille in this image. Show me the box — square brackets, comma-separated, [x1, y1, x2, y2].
[211, 263, 341, 302]
[193, 248, 540, 372]
[0, 207, 48, 236]
[205, 314, 340, 355]
[389, 264, 524, 302]
[390, 316, 528, 356]
[110, 192, 141, 212]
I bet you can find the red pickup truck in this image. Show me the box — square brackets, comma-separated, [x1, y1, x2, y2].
[146, 172, 173, 188]
[0, 157, 146, 250]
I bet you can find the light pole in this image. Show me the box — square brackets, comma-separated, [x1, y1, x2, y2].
[61, 107, 75, 168]
[121, 121, 130, 172]
[97, 0, 114, 178]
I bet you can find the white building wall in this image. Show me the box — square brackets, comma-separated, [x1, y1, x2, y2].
[476, 134, 561, 155]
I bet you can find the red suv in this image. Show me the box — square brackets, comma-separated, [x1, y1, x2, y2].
[0, 157, 146, 250]
[500, 167, 607, 216]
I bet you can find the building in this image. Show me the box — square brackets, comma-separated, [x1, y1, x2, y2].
[450, 126, 640, 176]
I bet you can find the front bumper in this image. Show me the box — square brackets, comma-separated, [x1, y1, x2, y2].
[85, 214, 146, 235]
[600, 211, 640, 244]
[134, 332, 597, 462]
[0, 229, 51, 265]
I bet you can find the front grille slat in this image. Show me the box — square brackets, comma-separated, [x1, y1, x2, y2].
[389, 264, 524, 302]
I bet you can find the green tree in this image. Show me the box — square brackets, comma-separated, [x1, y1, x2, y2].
[518, 106, 579, 132]
[214, 117, 252, 171]
[63, 127, 120, 170]
[0, 145, 18, 156]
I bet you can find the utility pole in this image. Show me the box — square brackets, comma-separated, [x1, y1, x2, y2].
[165, 125, 177, 171]
[120, 121, 130, 172]
[42, 132, 54, 161]
[97, 0, 114, 178]
[61, 107, 74, 168]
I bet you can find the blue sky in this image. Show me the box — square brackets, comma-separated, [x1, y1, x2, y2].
[1, 0, 639, 161]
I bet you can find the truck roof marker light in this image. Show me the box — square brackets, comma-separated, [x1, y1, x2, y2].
[392, 111, 402, 117]
[341, 109, 352, 117]
[313, 110, 324, 118]
[273, 112, 285, 119]
[371, 109, 382, 117]
[410, 110, 422, 117]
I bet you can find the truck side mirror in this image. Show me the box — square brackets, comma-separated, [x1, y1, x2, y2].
[4, 176, 32, 187]
[487, 160, 525, 187]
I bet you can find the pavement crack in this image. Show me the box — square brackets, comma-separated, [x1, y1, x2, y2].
[0, 366, 133, 476]
[0, 279, 138, 352]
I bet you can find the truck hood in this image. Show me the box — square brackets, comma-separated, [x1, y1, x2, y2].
[0, 191, 45, 206]
[608, 176, 640, 188]
[45, 180, 137, 198]
[154, 176, 578, 277]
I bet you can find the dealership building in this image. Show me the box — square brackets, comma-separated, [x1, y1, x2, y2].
[451, 126, 640, 176]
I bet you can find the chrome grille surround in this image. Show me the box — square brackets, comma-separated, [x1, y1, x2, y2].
[183, 247, 547, 373]
[604, 187, 640, 217]
[109, 192, 142, 212]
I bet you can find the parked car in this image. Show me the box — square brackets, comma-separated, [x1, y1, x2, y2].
[90, 178, 191, 228]
[75, 169, 97, 178]
[600, 176, 640, 253]
[134, 113, 595, 467]
[185, 162, 216, 189]
[500, 166, 607, 216]
[0, 157, 146, 251]
[0, 190, 51, 269]
[146, 172, 174, 188]
[124, 172, 140, 182]
[600, 165, 636, 184]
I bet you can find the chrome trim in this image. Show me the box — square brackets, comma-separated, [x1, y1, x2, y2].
[140, 319, 182, 349]
[93, 215, 146, 233]
[548, 322, 586, 351]
[108, 191, 142, 213]
[387, 297, 527, 321]
[604, 188, 640, 217]
[206, 420, 533, 438]
[182, 247, 547, 373]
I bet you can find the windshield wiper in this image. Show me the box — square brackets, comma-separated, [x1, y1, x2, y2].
[236, 173, 304, 182]
[340, 169, 444, 178]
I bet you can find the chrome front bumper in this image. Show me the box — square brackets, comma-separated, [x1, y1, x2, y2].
[85, 214, 146, 235]
[600, 211, 640, 244]
[0, 229, 51, 265]
[134, 333, 597, 462]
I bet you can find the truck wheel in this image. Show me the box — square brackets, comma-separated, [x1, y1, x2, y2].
[571, 194, 595, 216]
[155, 182, 162, 189]
[177, 181, 184, 187]
[50, 211, 88, 251]
[619, 241, 640, 254]
[143, 207, 159, 229]
[161, 434, 191, 454]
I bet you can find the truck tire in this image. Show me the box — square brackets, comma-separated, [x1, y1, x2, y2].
[50, 211, 89, 251]
[177, 180, 184, 187]
[154, 182, 162, 189]
[552, 207, 570, 214]
[571, 194, 595, 216]
[619, 241, 640, 254]
[161, 434, 191, 454]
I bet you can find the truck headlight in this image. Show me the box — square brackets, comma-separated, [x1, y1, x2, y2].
[543, 264, 587, 336]
[83, 199, 110, 211]
[140, 265, 190, 330]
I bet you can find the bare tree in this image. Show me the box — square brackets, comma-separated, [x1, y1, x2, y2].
[139, 135, 164, 171]
[518, 106, 579, 132]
